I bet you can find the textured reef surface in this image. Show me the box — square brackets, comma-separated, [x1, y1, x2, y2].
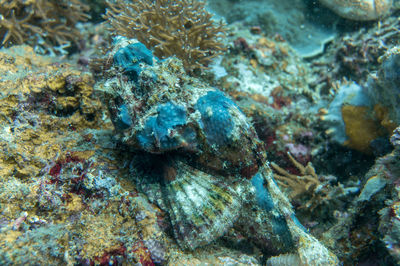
[1, 0, 400, 265]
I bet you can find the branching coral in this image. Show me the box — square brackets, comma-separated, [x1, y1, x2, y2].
[104, 0, 226, 72]
[271, 153, 334, 210]
[0, 0, 90, 52]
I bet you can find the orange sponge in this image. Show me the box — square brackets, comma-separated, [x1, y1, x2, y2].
[342, 105, 386, 153]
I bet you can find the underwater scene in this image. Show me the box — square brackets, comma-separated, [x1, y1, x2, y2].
[1, 0, 400, 265]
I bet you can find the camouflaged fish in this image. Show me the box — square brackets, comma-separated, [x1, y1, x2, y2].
[96, 36, 339, 265]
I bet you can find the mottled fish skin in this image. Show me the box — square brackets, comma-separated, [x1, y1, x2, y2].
[131, 154, 250, 250]
[102, 37, 267, 250]
[319, 0, 392, 20]
[106, 37, 265, 180]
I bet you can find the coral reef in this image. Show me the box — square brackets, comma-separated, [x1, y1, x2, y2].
[0, 34, 334, 266]
[0, 46, 170, 265]
[216, 26, 319, 101]
[213, 19, 398, 264]
[3, 0, 400, 264]
[104, 0, 226, 72]
[0, 0, 90, 53]
[320, 127, 400, 264]
[271, 152, 359, 237]
[309, 15, 400, 92]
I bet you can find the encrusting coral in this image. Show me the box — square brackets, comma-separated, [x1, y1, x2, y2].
[104, 0, 226, 72]
[0, 0, 90, 52]
[271, 153, 332, 210]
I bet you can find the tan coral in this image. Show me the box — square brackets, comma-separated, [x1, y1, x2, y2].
[319, 0, 392, 21]
[104, 0, 226, 72]
[0, 0, 89, 50]
[271, 152, 331, 210]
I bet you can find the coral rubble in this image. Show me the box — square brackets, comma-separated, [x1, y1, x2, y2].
[207, 0, 337, 58]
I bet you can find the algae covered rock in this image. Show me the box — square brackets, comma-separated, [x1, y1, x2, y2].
[0, 45, 169, 265]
